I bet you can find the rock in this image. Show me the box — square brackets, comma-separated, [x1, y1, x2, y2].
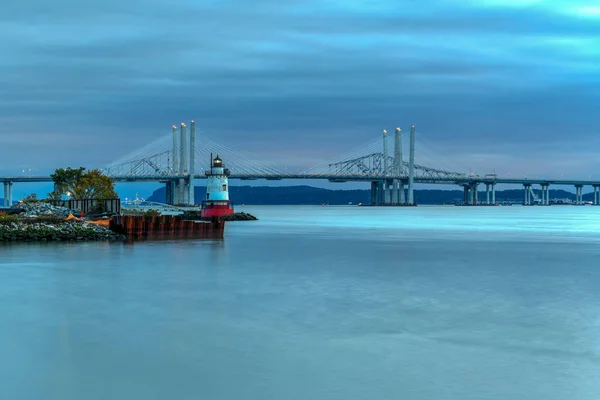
[220, 212, 258, 221]
[10, 200, 75, 218]
[0, 217, 126, 243]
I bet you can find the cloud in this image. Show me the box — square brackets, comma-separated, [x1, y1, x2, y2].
[0, 0, 598, 179]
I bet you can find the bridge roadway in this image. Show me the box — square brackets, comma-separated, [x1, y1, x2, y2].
[3, 174, 600, 206]
[3, 174, 600, 186]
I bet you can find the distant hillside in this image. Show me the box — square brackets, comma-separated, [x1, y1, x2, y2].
[146, 186, 592, 205]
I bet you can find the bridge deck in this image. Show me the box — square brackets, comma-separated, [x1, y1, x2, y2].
[2, 175, 600, 186]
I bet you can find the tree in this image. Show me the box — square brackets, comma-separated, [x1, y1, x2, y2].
[49, 167, 117, 200]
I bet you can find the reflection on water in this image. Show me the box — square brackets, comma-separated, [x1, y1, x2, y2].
[2, 205, 600, 400]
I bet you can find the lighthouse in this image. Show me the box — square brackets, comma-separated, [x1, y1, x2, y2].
[201, 155, 235, 218]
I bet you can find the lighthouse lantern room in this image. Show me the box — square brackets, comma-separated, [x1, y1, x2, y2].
[201, 154, 235, 218]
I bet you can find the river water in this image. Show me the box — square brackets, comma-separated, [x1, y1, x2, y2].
[2, 205, 600, 400]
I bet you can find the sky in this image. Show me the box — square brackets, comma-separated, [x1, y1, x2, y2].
[1, 0, 599, 197]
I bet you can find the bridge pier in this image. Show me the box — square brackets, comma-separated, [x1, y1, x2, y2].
[492, 183, 496, 204]
[392, 128, 403, 205]
[594, 185, 600, 205]
[575, 184, 583, 205]
[485, 183, 490, 205]
[399, 181, 406, 204]
[3, 181, 14, 206]
[540, 183, 550, 205]
[189, 120, 196, 205]
[407, 126, 415, 205]
[384, 180, 391, 204]
[471, 183, 478, 205]
[180, 178, 189, 205]
[370, 181, 387, 205]
[370, 181, 377, 205]
[165, 181, 176, 205]
[540, 184, 545, 205]
[172, 181, 180, 205]
[523, 184, 532, 205]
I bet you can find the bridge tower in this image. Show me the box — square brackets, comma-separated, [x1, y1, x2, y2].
[189, 120, 196, 205]
[393, 127, 404, 204]
[179, 123, 189, 205]
[169, 125, 179, 205]
[382, 129, 390, 204]
[408, 125, 416, 205]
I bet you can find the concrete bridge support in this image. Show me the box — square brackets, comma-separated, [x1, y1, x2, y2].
[575, 185, 584, 205]
[392, 127, 403, 205]
[492, 183, 496, 204]
[179, 123, 189, 205]
[370, 181, 377, 205]
[407, 126, 415, 205]
[4, 181, 13, 206]
[3, 181, 13, 206]
[399, 181, 406, 204]
[485, 184, 490, 205]
[461, 183, 478, 205]
[370, 180, 387, 205]
[189, 120, 196, 205]
[540, 183, 550, 205]
[382, 130, 390, 204]
[165, 181, 177, 205]
[384, 181, 391, 204]
[463, 185, 469, 205]
[594, 185, 600, 205]
[523, 184, 532, 205]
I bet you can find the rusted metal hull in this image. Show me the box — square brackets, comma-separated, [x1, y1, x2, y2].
[109, 215, 224, 240]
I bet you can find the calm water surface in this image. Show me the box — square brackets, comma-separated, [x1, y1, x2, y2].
[2, 205, 600, 399]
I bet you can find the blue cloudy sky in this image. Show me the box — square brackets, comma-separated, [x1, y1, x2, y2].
[1, 0, 599, 186]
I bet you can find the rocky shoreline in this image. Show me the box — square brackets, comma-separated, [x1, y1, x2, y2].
[220, 212, 258, 221]
[180, 210, 258, 221]
[0, 202, 125, 243]
[0, 219, 126, 242]
[0, 202, 258, 243]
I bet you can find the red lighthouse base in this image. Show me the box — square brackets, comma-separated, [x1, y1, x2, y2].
[201, 200, 235, 218]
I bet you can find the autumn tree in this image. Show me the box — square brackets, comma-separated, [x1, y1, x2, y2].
[49, 167, 118, 200]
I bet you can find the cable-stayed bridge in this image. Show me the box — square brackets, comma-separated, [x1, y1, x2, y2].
[3, 121, 600, 206]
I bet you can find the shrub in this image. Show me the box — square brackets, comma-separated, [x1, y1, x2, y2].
[144, 209, 161, 217]
[21, 193, 40, 203]
[0, 213, 19, 224]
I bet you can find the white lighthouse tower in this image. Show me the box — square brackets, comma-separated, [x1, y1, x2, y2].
[201, 154, 234, 218]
